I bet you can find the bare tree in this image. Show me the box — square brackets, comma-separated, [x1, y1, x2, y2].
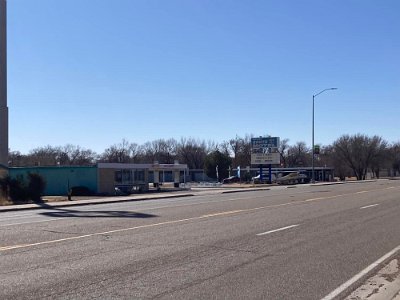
[318, 145, 352, 180]
[176, 138, 207, 169]
[59, 144, 97, 165]
[8, 150, 25, 167]
[27, 146, 60, 166]
[277, 138, 289, 168]
[218, 140, 231, 157]
[9, 145, 97, 166]
[153, 138, 178, 164]
[100, 139, 138, 163]
[206, 140, 218, 154]
[287, 142, 310, 167]
[228, 135, 252, 168]
[333, 134, 387, 180]
[138, 138, 178, 164]
[387, 142, 400, 176]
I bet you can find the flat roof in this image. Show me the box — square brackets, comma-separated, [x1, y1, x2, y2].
[97, 163, 188, 171]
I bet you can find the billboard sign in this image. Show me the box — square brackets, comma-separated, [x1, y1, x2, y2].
[251, 137, 280, 149]
[251, 137, 281, 165]
[251, 152, 281, 165]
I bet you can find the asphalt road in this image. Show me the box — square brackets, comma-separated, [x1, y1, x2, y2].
[1, 180, 400, 299]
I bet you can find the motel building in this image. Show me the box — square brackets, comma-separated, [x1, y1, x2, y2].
[8, 162, 188, 196]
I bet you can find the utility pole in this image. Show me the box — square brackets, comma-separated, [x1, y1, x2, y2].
[0, 0, 8, 170]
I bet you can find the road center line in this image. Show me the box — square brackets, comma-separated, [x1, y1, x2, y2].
[360, 204, 379, 209]
[201, 210, 244, 218]
[0, 217, 198, 251]
[305, 197, 326, 202]
[320, 244, 400, 300]
[305, 194, 345, 202]
[1, 186, 397, 252]
[0, 203, 298, 251]
[256, 224, 300, 236]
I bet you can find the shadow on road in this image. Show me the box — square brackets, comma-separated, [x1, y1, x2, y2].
[36, 203, 157, 219]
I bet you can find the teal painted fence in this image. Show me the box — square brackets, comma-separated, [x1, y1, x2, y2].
[9, 166, 98, 196]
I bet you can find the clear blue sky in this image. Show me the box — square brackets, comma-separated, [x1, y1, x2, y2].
[7, 0, 400, 154]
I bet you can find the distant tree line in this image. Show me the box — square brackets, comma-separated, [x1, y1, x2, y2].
[8, 134, 400, 181]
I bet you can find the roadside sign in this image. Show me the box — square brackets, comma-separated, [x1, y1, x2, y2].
[251, 137, 280, 149]
[314, 145, 320, 154]
[251, 152, 280, 165]
[251, 137, 281, 165]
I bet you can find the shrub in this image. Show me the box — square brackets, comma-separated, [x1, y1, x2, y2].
[27, 173, 46, 202]
[0, 173, 46, 204]
[9, 175, 29, 203]
[0, 175, 10, 197]
[71, 186, 93, 196]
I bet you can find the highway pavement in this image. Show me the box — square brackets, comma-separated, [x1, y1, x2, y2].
[1, 180, 400, 299]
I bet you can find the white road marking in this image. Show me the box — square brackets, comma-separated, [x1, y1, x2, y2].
[256, 224, 300, 236]
[305, 194, 347, 202]
[0, 212, 48, 219]
[140, 189, 314, 211]
[0, 206, 299, 251]
[356, 191, 369, 194]
[305, 197, 326, 202]
[320, 244, 400, 300]
[360, 204, 379, 209]
[0, 218, 62, 227]
[201, 210, 244, 218]
[0, 193, 294, 227]
[141, 196, 256, 211]
[1, 185, 398, 250]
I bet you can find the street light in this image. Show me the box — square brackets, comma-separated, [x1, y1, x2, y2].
[312, 88, 337, 183]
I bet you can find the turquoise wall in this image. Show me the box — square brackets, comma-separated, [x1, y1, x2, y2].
[9, 166, 98, 196]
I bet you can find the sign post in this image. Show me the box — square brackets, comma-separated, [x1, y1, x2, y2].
[269, 164, 272, 184]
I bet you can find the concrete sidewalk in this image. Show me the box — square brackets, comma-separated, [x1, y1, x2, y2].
[344, 257, 400, 300]
[0, 191, 196, 213]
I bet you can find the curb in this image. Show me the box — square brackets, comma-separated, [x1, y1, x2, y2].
[0, 194, 196, 213]
[222, 188, 271, 194]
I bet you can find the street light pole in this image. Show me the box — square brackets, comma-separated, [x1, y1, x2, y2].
[312, 88, 337, 184]
[312, 94, 315, 183]
[0, 0, 8, 169]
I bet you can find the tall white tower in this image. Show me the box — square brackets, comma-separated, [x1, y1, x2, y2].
[0, 0, 8, 168]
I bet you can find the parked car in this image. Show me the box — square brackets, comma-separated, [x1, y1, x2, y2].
[276, 172, 309, 185]
[222, 176, 240, 184]
[252, 174, 276, 183]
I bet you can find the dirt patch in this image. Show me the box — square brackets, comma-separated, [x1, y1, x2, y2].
[0, 197, 13, 206]
[42, 196, 104, 202]
[0, 195, 103, 206]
